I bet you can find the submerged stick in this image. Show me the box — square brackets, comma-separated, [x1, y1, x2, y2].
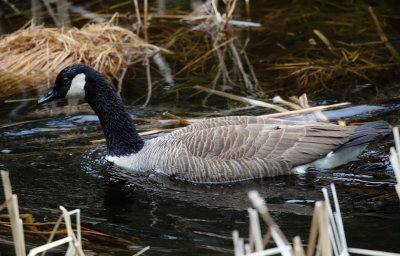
[194, 85, 289, 112]
[368, 6, 399, 60]
[162, 112, 191, 125]
[313, 30, 334, 50]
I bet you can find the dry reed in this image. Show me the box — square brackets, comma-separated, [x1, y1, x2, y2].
[234, 185, 400, 256]
[0, 170, 147, 255]
[0, 16, 163, 98]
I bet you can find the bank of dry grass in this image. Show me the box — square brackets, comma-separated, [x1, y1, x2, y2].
[0, 17, 163, 97]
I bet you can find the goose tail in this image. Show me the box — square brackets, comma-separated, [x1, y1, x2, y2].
[335, 120, 391, 151]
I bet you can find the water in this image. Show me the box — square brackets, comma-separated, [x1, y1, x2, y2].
[1, 0, 400, 255]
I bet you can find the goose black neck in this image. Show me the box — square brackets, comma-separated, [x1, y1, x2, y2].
[84, 77, 144, 156]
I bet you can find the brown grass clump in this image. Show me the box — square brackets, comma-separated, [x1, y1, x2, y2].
[0, 16, 163, 98]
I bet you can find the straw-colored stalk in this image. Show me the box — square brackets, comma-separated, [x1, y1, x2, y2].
[194, 85, 289, 112]
[1, 171, 26, 256]
[234, 183, 400, 256]
[0, 17, 163, 97]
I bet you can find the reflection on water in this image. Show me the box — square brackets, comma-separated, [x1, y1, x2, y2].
[0, 0, 400, 255]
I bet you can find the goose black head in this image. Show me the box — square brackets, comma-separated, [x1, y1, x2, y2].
[38, 64, 99, 105]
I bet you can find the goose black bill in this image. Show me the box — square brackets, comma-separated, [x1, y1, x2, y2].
[37, 88, 59, 105]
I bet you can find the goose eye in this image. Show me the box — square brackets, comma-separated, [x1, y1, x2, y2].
[62, 77, 70, 85]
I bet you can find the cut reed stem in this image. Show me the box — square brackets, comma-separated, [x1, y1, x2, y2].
[194, 85, 289, 112]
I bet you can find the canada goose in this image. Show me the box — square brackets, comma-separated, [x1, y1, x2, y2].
[38, 64, 391, 183]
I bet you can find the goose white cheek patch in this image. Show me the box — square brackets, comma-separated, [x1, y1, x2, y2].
[66, 73, 86, 99]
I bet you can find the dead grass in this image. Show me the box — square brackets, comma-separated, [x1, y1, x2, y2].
[253, 2, 400, 94]
[0, 15, 163, 97]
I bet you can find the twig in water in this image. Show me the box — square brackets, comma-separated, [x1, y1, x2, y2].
[272, 96, 302, 110]
[0, 120, 38, 129]
[259, 102, 351, 119]
[194, 85, 289, 112]
[162, 112, 190, 125]
[313, 30, 334, 51]
[347, 248, 400, 256]
[4, 98, 39, 103]
[299, 93, 329, 122]
[133, 246, 150, 256]
[368, 6, 399, 60]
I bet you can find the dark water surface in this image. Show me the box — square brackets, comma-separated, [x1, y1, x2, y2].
[1, 0, 400, 255]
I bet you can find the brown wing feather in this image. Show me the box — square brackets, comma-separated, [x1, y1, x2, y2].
[173, 116, 313, 134]
[172, 116, 355, 163]
[162, 117, 356, 182]
[133, 116, 358, 182]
